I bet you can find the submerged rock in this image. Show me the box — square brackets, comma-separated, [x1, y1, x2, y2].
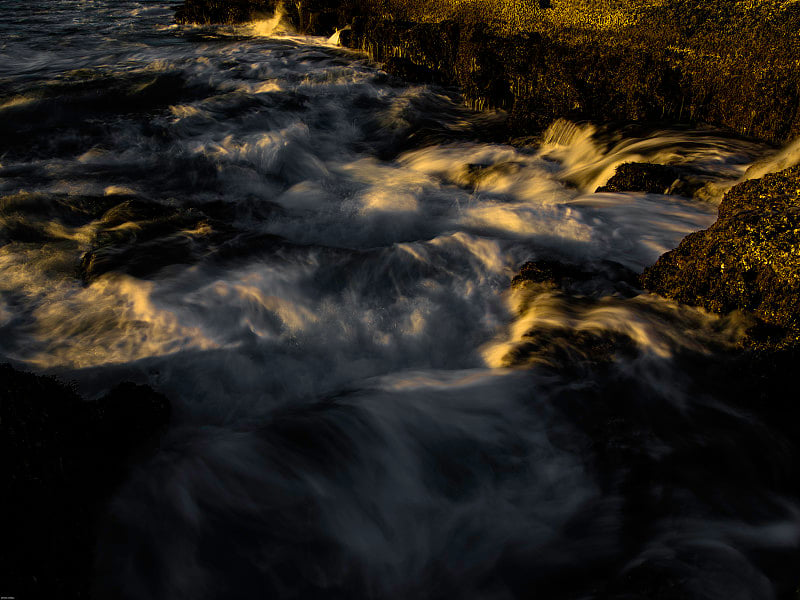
[503, 259, 640, 369]
[595, 162, 708, 197]
[512, 258, 639, 291]
[641, 165, 800, 350]
[596, 162, 680, 194]
[0, 364, 170, 599]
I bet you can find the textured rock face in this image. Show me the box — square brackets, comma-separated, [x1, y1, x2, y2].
[641, 165, 800, 349]
[173, 1, 800, 144]
[175, 0, 356, 34]
[345, 18, 800, 145]
[175, 0, 276, 24]
[0, 365, 171, 599]
[596, 163, 681, 194]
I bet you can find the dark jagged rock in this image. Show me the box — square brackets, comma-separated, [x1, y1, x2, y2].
[75, 197, 276, 283]
[175, 0, 276, 25]
[641, 165, 800, 350]
[173, 1, 800, 145]
[0, 364, 170, 599]
[348, 18, 461, 85]
[596, 162, 680, 194]
[175, 0, 355, 35]
[343, 2, 799, 145]
[512, 258, 639, 291]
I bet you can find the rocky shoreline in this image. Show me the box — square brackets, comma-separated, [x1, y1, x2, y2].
[3, 1, 799, 596]
[176, 0, 800, 144]
[174, 0, 800, 353]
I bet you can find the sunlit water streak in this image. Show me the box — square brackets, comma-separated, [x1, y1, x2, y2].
[2, 1, 799, 598]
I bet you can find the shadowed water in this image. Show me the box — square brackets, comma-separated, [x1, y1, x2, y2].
[2, 1, 799, 598]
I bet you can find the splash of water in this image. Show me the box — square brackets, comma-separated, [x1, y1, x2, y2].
[743, 135, 800, 180]
[328, 24, 351, 46]
[246, 4, 294, 37]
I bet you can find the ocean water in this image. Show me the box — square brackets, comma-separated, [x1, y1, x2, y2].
[2, 1, 799, 598]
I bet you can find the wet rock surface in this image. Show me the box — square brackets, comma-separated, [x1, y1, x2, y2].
[0, 364, 170, 599]
[505, 260, 640, 369]
[511, 258, 639, 295]
[174, 0, 354, 34]
[641, 165, 800, 351]
[174, 0, 278, 25]
[596, 162, 680, 194]
[174, 1, 800, 145]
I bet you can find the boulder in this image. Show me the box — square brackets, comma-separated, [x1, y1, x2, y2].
[596, 162, 680, 194]
[512, 258, 638, 289]
[640, 165, 800, 349]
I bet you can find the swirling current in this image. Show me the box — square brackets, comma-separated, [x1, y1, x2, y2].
[2, 1, 800, 598]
